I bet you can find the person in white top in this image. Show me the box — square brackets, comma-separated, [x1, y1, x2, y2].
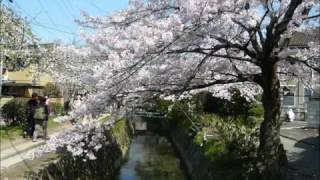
[72, 95, 82, 110]
[286, 109, 295, 122]
[44, 95, 50, 105]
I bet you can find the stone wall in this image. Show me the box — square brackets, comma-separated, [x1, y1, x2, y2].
[169, 127, 221, 180]
[28, 119, 134, 180]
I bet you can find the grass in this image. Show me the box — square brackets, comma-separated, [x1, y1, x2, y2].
[0, 116, 62, 143]
[47, 116, 61, 131]
[0, 126, 23, 142]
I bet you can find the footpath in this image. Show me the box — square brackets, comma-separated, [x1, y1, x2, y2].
[280, 120, 320, 180]
[0, 120, 72, 179]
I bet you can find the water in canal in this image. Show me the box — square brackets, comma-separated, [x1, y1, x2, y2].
[116, 134, 188, 180]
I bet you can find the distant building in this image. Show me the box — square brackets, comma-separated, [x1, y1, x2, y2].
[280, 28, 320, 127]
[1, 43, 56, 98]
[2, 65, 53, 97]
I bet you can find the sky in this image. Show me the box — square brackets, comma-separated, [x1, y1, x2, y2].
[3, 0, 128, 44]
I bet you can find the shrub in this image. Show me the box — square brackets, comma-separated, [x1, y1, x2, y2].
[229, 88, 251, 119]
[203, 140, 225, 162]
[193, 130, 205, 145]
[1, 98, 28, 126]
[168, 99, 192, 128]
[49, 102, 63, 116]
[150, 97, 172, 115]
[43, 83, 62, 98]
[191, 91, 232, 117]
[248, 102, 264, 119]
[196, 114, 259, 179]
[191, 90, 253, 120]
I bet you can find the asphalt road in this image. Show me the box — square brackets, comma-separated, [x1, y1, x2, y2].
[281, 121, 319, 180]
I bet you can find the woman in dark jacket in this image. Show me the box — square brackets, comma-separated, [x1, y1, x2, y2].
[24, 93, 38, 138]
[32, 96, 50, 142]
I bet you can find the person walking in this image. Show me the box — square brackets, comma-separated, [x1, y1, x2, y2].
[286, 108, 295, 122]
[44, 95, 50, 105]
[24, 93, 38, 138]
[32, 96, 50, 142]
[72, 95, 82, 110]
[70, 95, 82, 124]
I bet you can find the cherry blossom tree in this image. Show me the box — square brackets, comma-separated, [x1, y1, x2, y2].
[47, 0, 319, 179]
[0, 3, 38, 70]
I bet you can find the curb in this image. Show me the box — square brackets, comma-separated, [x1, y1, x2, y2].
[280, 134, 319, 149]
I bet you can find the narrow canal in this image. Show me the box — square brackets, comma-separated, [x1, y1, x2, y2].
[116, 134, 188, 180]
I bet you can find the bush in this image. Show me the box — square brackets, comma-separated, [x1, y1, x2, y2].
[191, 91, 232, 117]
[193, 130, 205, 145]
[43, 83, 62, 98]
[248, 102, 264, 119]
[49, 102, 63, 116]
[228, 88, 252, 119]
[168, 99, 192, 128]
[191, 90, 253, 120]
[195, 114, 259, 179]
[203, 140, 225, 162]
[149, 97, 172, 115]
[1, 98, 28, 126]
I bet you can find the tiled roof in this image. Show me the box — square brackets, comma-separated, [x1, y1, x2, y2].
[288, 28, 320, 47]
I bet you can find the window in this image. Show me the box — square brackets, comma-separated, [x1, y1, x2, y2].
[282, 86, 295, 106]
[304, 88, 312, 97]
[283, 95, 295, 106]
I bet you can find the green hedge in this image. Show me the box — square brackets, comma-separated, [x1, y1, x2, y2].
[1, 98, 28, 126]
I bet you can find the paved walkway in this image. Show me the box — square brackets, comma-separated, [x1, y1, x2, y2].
[280, 121, 320, 180]
[0, 121, 72, 170]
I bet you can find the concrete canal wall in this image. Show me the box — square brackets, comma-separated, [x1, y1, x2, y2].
[169, 127, 221, 180]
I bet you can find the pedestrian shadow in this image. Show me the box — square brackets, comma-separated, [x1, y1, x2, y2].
[294, 136, 319, 149]
[287, 136, 320, 180]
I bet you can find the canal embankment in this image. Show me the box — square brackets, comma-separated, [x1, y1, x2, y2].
[168, 125, 221, 180]
[27, 119, 134, 180]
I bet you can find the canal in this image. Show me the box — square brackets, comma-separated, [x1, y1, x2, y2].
[116, 134, 188, 180]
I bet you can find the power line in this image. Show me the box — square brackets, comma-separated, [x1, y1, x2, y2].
[63, 0, 77, 14]
[56, 0, 76, 19]
[31, 22, 78, 36]
[84, 0, 105, 14]
[12, 2, 78, 36]
[36, 0, 57, 27]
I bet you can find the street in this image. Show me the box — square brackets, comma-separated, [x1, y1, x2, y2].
[281, 121, 320, 180]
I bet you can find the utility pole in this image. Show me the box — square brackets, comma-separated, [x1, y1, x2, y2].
[0, 0, 14, 98]
[0, 0, 4, 98]
[0, 0, 4, 125]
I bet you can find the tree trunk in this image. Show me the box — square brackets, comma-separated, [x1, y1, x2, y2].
[257, 62, 288, 180]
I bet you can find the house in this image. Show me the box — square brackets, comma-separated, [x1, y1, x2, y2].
[1, 43, 56, 98]
[1, 65, 53, 97]
[280, 28, 320, 127]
